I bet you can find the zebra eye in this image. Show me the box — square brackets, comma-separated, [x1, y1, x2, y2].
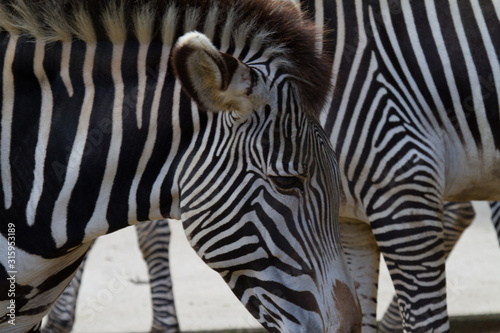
[270, 176, 304, 192]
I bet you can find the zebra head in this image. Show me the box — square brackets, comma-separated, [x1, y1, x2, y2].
[170, 30, 361, 333]
[0, 0, 360, 331]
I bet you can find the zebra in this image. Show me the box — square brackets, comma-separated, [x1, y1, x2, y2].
[0, 1, 362, 332]
[45, 2, 500, 332]
[299, 0, 500, 332]
[42, 220, 178, 333]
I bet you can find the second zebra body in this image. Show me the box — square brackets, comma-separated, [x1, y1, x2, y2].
[319, 1, 500, 332]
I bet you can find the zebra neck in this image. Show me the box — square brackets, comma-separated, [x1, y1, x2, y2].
[0, 34, 194, 253]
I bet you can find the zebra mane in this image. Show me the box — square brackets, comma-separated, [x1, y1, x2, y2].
[0, 0, 331, 115]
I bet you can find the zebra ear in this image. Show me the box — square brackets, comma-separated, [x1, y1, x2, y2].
[172, 31, 268, 114]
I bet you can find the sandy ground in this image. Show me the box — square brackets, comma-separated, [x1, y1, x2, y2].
[47, 201, 500, 332]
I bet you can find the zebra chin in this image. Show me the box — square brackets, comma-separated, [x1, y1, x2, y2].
[236, 277, 362, 333]
[181, 199, 362, 332]
[199, 256, 362, 333]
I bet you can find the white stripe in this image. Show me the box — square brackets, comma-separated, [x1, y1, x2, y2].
[277, 84, 288, 171]
[26, 41, 54, 226]
[220, 8, 237, 53]
[60, 41, 74, 97]
[1, 34, 17, 209]
[314, 0, 324, 54]
[128, 44, 171, 221]
[148, 80, 182, 221]
[177, 110, 226, 198]
[176, 100, 203, 199]
[346, 65, 386, 183]
[448, 0, 493, 152]
[344, 55, 378, 182]
[84, 43, 125, 241]
[205, 235, 260, 260]
[470, 0, 500, 145]
[320, 0, 345, 125]
[136, 43, 149, 129]
[51, 43, 97, 248]
[493, 1, 500, 23]
[202, 5, 219, 41]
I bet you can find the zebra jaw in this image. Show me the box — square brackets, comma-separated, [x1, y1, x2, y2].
[172, 31, 269, 116]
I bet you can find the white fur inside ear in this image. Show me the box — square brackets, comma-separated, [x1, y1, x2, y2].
[173, 31, 270, 115]
[220, 60, 269, 116]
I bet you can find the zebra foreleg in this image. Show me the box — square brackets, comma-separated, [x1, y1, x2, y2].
[340, 221, 380, 333]
[379, 202, 475, 333]
[136, 220, 179, 333]
[372, 198, 449, 333]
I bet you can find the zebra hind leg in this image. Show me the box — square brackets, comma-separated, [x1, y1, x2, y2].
[136, 219, 180, 333]
[41, 253, 89, 333]
[490, 201, 500, 245]
[379, 202, 475, 333]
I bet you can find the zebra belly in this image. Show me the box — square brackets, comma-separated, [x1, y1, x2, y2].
[444, 148, 500, 201]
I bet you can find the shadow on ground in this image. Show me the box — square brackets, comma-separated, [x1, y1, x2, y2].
[371, 314, 500, 333]
[98, 314, 500, 333]
[180, 314, 500, 332]
[449, 314, 500, 333]
[179, 315, 500, 333]
[181, 315, 500, 333]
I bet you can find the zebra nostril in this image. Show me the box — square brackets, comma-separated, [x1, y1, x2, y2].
[269, 175, 304, 192]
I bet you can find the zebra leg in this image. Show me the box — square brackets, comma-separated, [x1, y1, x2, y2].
[379, 202, 475, 333]
[41, 250, 91, 333]
[136, 219, 179, 333]
[372, 198, 448, 333]
[340, 221, 380, 332]
[490, 202, 500, 244]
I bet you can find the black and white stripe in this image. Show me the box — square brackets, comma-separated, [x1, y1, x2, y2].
[0, 1, 360, 332]
[491, 201, 500, 243]
[136, 220, 178, 333]
[379, 201, 474, 332]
